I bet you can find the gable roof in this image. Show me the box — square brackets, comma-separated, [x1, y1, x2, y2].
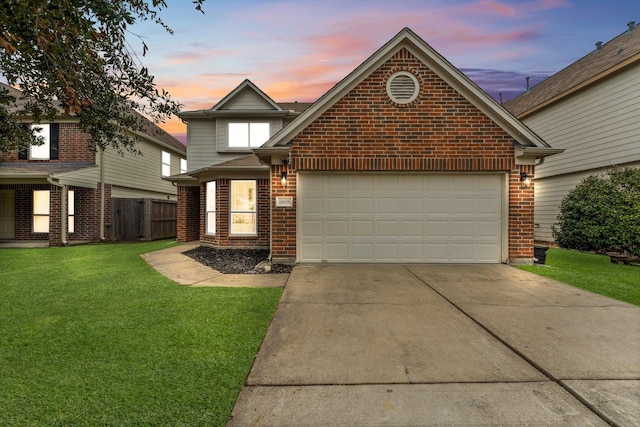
[255, 27, 552, 159]
[180, 80, 307, 119]
[504, 23, 640, 117]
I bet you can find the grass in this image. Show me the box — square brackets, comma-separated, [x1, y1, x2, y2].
[518, 248, 640, 306]
[0, 241, 282, 426]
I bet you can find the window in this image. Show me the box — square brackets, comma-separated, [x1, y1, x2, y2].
[33, 190, 50, 233]
[180, 158, 187, 174]
[206, 181, 216, 235]
[228, 122, 270, 149]
[230, 180, 256, 235]
[30, 124, 51, 160]
[68, 190, 75, 233]
[162, 151, 171, 176]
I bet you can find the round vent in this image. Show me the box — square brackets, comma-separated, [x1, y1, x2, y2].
[386, 71, 419, 104]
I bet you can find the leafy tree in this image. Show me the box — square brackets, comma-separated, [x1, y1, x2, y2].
[552, 168, 640, 256]
[0, 0, 204, 153]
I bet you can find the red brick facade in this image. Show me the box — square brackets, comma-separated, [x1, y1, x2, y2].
[0, 182, 110, 245]
[0, 122, 94, 163]
[199, 178, 270, 249]
[177, 186, 201, 242]
[269, 48, 535, 263]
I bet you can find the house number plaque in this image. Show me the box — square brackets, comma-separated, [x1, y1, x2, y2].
[275, 196, 293, 208]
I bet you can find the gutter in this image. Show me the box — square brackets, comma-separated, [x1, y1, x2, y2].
[46, 175, 68, 245]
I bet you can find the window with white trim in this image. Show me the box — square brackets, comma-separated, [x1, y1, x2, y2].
[206, 181, 216, 235]
[180, 158, 187, 174]
[30, 124, 51, 160]
[230, 180, 256, 235]
[33, 190, 50, 233]
[68, 190, 75, 233]
[228, 122, 270, 149]
[162, 151, 171, 176]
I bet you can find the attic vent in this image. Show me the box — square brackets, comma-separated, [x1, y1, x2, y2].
[386, 71, 419, 104]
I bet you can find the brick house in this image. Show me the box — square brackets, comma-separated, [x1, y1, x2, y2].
[0, 83, 186, 246]
[172, 28, 563, 264]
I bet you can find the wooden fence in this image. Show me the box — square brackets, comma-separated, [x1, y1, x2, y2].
[111, 198, 177, 241]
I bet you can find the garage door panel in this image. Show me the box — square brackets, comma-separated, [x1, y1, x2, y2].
[352, 220, 374, 237]
[351, 197, 373, 214]
[377, 220, 399, 237]
[400, 220, 424, 237]
[327, 220, 348, 237]
[298, 174, 503, 263]
[426, 197, 449, 214]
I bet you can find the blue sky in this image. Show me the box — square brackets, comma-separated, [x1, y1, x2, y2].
[129, 1, 638, 140]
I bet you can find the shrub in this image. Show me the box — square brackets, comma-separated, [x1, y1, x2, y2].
[552, 168, 640, 256]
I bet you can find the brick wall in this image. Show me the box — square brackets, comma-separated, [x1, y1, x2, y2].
[199, 178, 270, 249]
[0, 122, 95, 163]
[177, 185, 200, 242]
[270, 47, 534, 263]
[1, 182, 110, 245]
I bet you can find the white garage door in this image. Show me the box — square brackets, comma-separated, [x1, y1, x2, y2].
[298, 173, 504, 263]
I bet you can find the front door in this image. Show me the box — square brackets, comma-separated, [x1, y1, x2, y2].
[0, 190, 15, 239]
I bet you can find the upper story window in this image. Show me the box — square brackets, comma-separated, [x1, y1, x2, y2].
[161, 151, 171, 176]
[21, 123, 59, 160]
[228, 122, 270, 149]
[180, 158, 187, 174]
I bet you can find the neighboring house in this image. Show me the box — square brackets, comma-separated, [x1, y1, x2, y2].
[170, 27, 562, 265]
[0, 83, 186, 246]
[504, 22, 640, 243]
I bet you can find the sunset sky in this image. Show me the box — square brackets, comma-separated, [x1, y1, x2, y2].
[131, 0, 636, 142]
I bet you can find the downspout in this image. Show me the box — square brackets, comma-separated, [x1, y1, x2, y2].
[100, 149, 106, 241]
[47, 176, 68, 245]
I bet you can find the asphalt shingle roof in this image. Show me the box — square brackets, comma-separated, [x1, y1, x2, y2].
[504, 24, 640, 117]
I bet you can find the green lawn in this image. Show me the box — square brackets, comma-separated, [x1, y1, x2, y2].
[0, 241, 282, 426]
[519, 248, 640, 306]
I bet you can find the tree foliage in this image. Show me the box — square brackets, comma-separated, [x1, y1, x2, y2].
[552, 168, 640, 256]
[0, 0, 204, 153]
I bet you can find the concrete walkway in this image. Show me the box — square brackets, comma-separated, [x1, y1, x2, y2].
[228, 264, 640, 426]
[140, 242, 287, 288]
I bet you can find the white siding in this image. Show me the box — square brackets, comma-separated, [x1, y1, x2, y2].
[533, 161, 640, 242]
[101, 138, 183, 197]
[524, 66, 640, 179]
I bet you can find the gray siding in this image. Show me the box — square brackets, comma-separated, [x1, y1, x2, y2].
[222, 89, 275, 110]
[186, 120, 218, 170]
[524, 66, 640, 179]
[533, 162, 640, 242]
[101, 138, 183, 197]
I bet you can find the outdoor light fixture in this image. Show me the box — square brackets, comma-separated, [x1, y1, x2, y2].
[520, 171, 533, 188]
[280, 158, 289, 187]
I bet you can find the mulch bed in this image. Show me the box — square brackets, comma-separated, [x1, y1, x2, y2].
[182, 246, 293, 274]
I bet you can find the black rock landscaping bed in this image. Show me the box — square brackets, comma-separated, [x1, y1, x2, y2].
[183, 246, 293, 274]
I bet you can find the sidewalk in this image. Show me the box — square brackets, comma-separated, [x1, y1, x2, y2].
[140, 242, 287, 288]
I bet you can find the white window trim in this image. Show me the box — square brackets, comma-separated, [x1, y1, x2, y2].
[68, 190, 75, 233]
[180, 158, 187, 174]
[162, 151, 171, 176]
[33, 190, 50, 233]
[30, 124, 51, 160]
[230, 180, 257, 236]
[206, 181, 216, 235]
[227, 121, 270, 150]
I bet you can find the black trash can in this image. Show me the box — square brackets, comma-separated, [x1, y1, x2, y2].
[534, 245, 549, 264]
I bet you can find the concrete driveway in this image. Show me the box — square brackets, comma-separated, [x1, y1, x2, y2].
[228, 264, 640, 426]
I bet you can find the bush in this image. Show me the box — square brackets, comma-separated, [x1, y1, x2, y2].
[552, 168, 640, 256]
